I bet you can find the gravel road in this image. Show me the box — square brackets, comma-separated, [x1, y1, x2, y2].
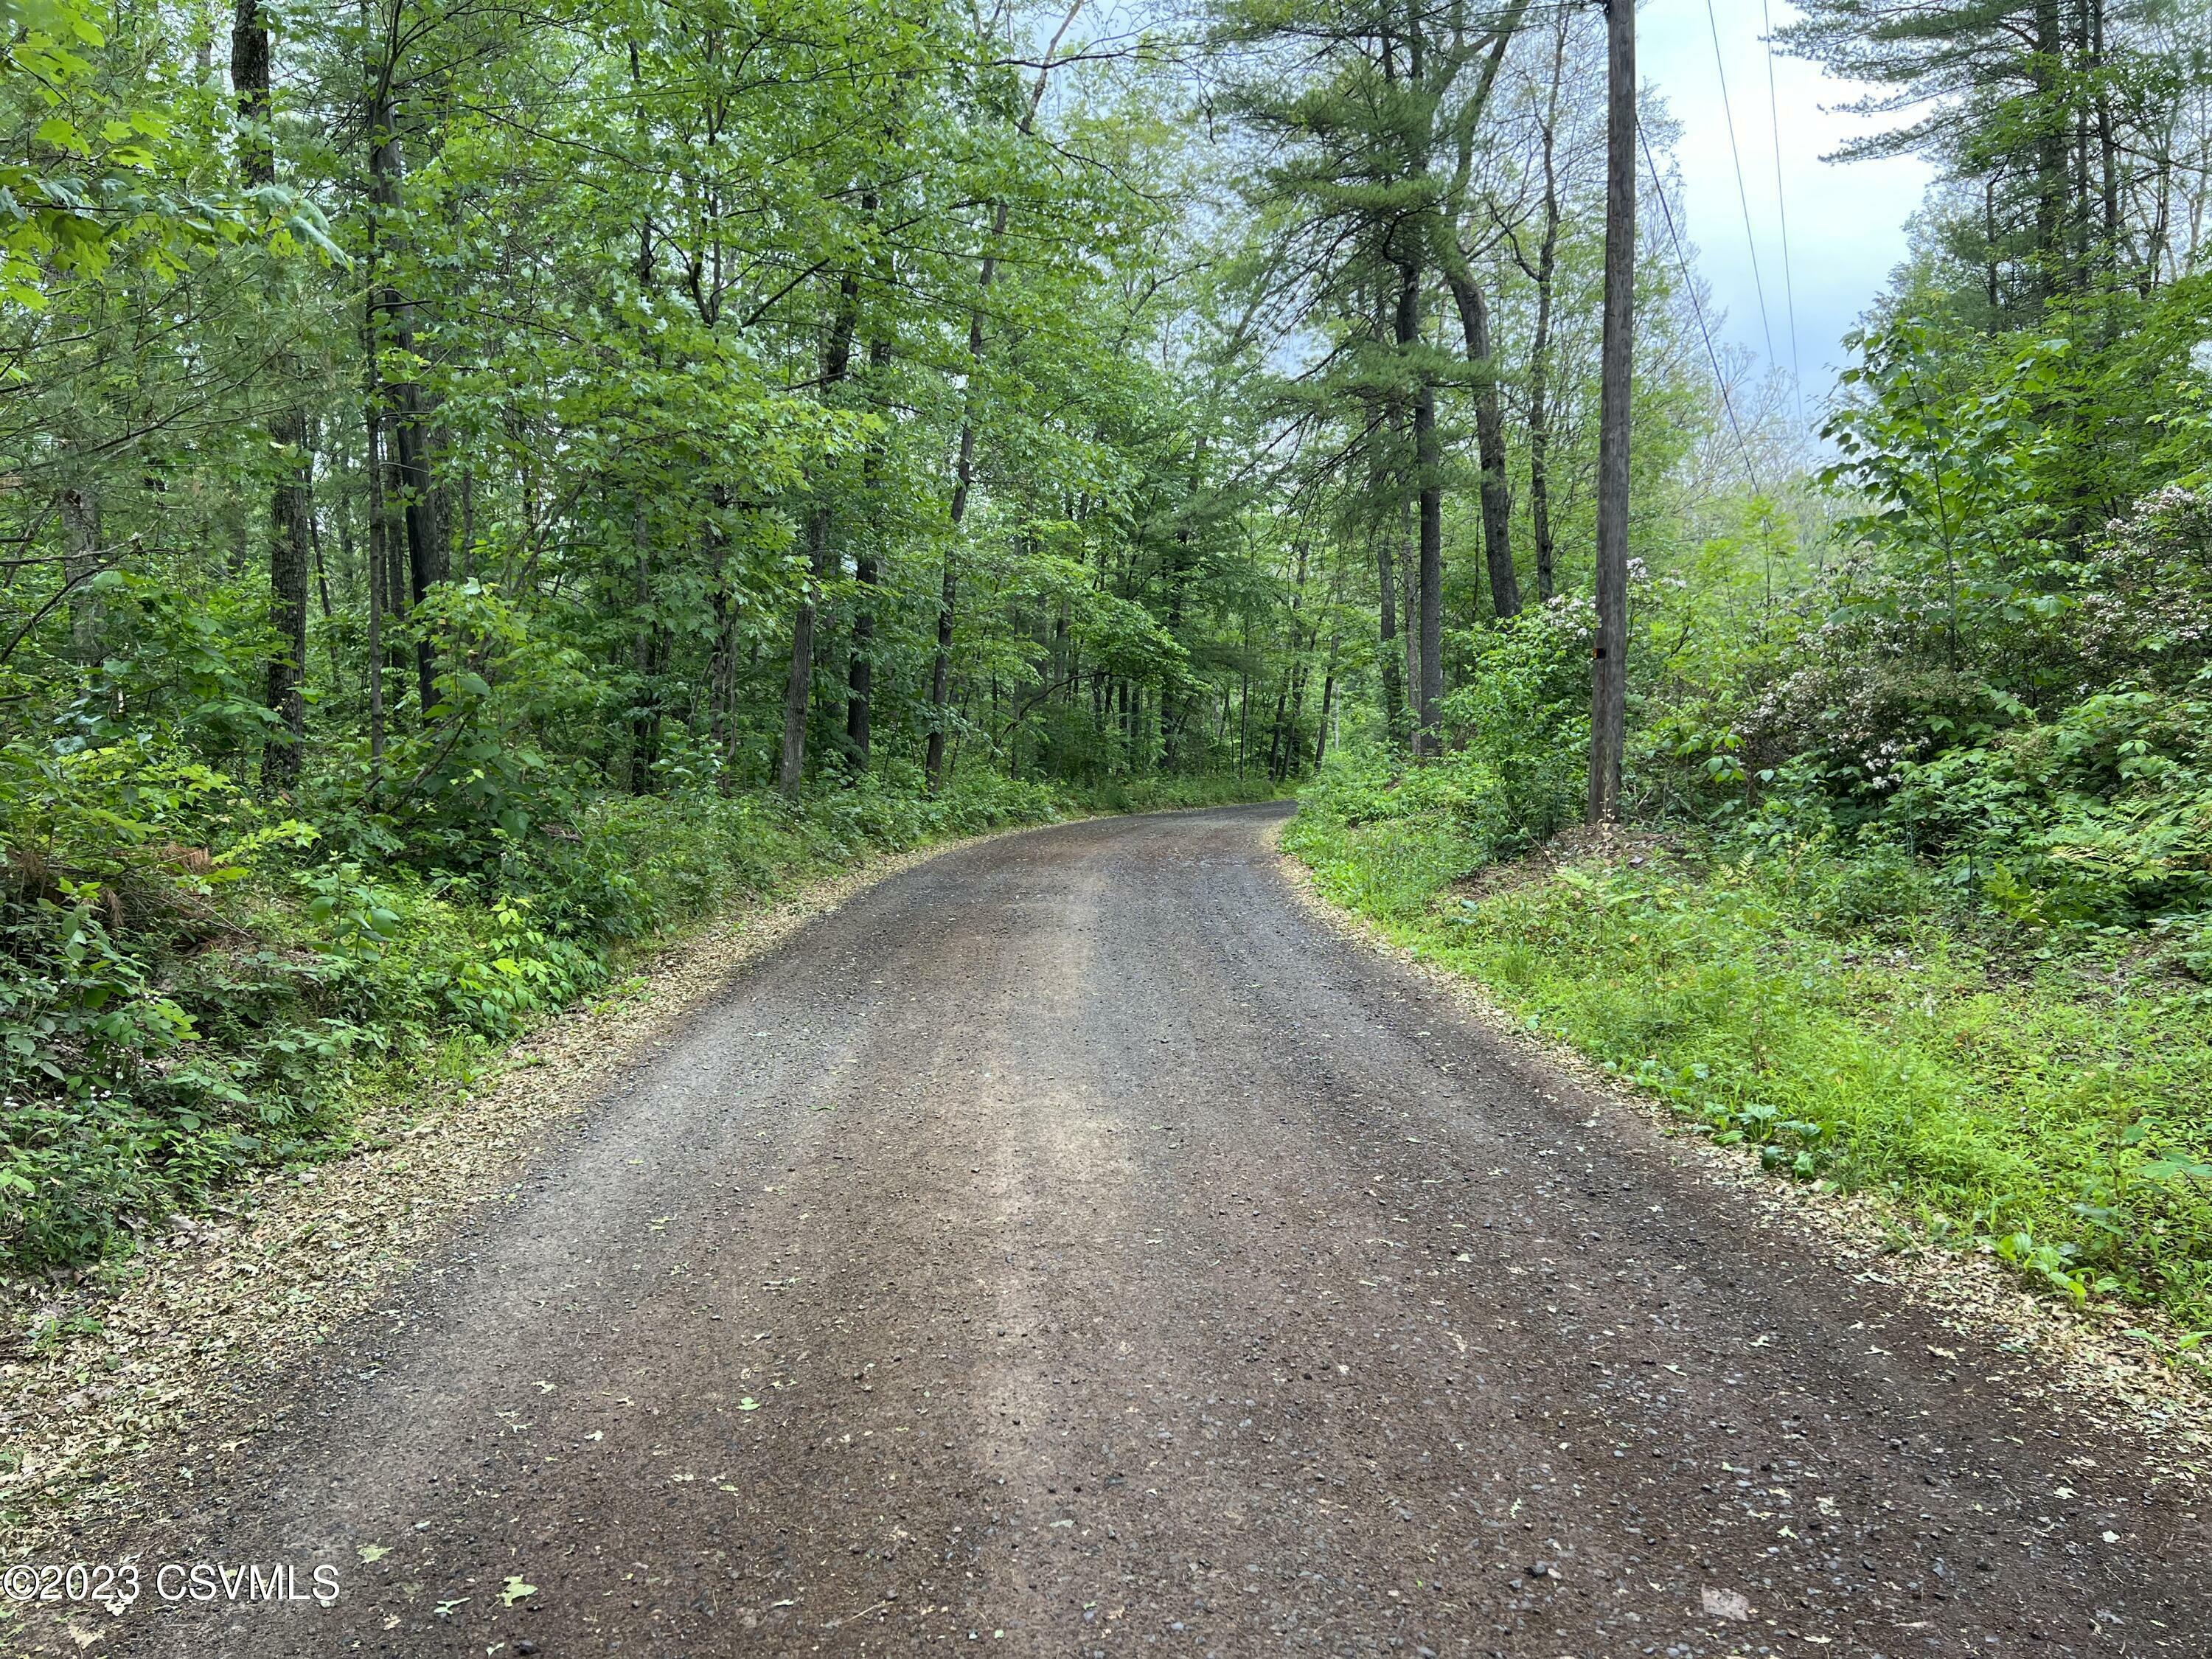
[89, 804, 2209, 1657]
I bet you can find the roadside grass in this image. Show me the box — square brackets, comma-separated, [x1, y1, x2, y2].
[1283, 796, 2212, 1354]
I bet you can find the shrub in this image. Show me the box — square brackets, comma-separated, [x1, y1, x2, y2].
[0, 740, 1073, 1271]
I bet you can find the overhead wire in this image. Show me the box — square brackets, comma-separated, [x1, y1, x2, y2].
[1639, 122, 1764, 494]
[1703, 0, 1780, 380]
[1759, 0, 1806, 430]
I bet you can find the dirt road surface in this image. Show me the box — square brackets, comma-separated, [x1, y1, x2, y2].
[58, 805, 2211, 1657]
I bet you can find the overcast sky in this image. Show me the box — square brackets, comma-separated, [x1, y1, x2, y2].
[1638, 0, 1931, 407]
[1096, 0, 1935, 418]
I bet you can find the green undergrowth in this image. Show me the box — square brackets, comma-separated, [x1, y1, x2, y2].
[3, 759, 1274, 1276]
[1285, 780, 2212, 1360]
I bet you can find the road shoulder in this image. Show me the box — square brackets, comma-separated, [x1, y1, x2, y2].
[1267, 811, 2212, 1481]
[0, 822, 1034, 1562]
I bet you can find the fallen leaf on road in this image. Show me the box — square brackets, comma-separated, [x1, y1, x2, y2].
[358, 1543, 390, 1562]
[499, 1576, 536, 1606]
[1701, 1587, 1751, 1621]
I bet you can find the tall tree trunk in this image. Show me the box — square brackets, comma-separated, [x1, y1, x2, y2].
[364, 74, 443, 715]
[1374, 524, 1404, 744]
[59, 485, 101, 665]
[234, 0, 314, 788]
[1985, 180, 2001, 313]
[2090, 0, 2118, 274]
[780, 276, 858, 796]
[1401, 258, 1441, 754]
[1236, 626, 1251, 778]
[1589, 0, 1636, 824]
[1415, 377, 1442, 754]
[363, 400, 386, 767]
[1527, 41, 1563, 602]
[1391, 260, 1437, 757]
[232, 0, 272, 180]
[1366, 389, 1407, 745]
[845, 335, 891, 771]
[925, 14, 1074, 789]
[1264, 671, 1290, 780]
[1444, 271, 1520, 619]
[927, 210, 1003, 793]
[704, 483, 740, 794]
[260, 414, 313, 789]
[1272, 538, 1311, 779]
[777, 507, 826, 796]
[1399, 498, 1420, 751]
[1312, 623, 1340, 771]
[2030, 0, 2069, 301]
[844, 545, 874, 769]
[2070, 0, 2096, 289]
[628, 503, 661, 793]
[1158, 437, 1206, 771]
[308, 480, 343, 692]
[383, 469, 410, 716]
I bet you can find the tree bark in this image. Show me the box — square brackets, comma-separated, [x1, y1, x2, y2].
[1527, 41, 1564, 602]
[700, 483, 740, 793]
[1156, 437, 1206, 772]
[925, 13, 1074, 789]
[845, 335, 891, 771]
[780, 274, 858, 796]
[1444, 271, 1520, 619]
[627, 503, 663, 793]
[1391, 264, 1441, 757]
[235, 0, 314, 788]
[59, 485, 101, 665]
[2030, 0, 2068, 301]
[1399, 498, 1420, 752]
[1374, 524, 1404, 743]
[927, 210, 1003, 793]
[777, 512, 824, 796]
[364, 72, 443, 717]
[1588, 0, 1636, 824]
[1313, 611, 1340, 771]
[363, 400, 387, 766]
[260, 411, 313, 789]
[230, 0, 271, 180]
[1415, 376, 1442, 752]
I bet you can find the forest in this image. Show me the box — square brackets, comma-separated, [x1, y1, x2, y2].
[2, 0, 2211, 1353]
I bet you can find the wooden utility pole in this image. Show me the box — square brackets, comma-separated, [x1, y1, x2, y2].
[1587, 0, 1635, 824]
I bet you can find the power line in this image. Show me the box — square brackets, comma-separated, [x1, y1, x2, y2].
[1759, 0, 1806, 429]
[1703, 0, 1779, 378]
[1639, 122, 1764, 495]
